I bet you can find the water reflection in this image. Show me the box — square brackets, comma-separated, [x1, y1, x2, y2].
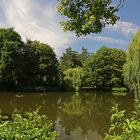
[63, 93, 84, 116]
[0, 91, 134, 140]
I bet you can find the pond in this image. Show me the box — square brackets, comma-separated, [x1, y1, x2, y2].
[0, 91, 134, 140]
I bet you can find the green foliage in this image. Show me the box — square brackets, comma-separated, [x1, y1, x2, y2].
[0, 28, 24, 89]
[23, 40, 59, 89]
[63, 67, 83, 91]
[0, 27, 127, 92]
[0, 28, 60, 91]
[79, 47, 90, 66]
[59, 47, 81, 71]
[124, 30, 140, 100]
[0, 42, 20, 82]
[0, 28, 23, 48]
[82, 53, 95, 87]
[105, 104, 140, 140]
[0, 110, 58, 140]
[57, 0, 120, 36]
[83, 46, 126, 89]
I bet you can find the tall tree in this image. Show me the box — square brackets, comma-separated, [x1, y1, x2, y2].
[0, 28, 22, 48]
[59, 47, 81, 71]
[23, 40, 60, 89]
[57, 0, 125, 36]
[124, 30, 140, 100]
[0, 28, 24, 89]
[80, 47, 90, 66]
[0, 28, 60, 90]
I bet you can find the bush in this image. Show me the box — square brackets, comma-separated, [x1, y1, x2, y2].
[105, 104, 140, 140]
[0, 110, 58, 140]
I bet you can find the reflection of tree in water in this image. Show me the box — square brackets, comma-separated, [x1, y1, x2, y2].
[0, 92, 134, 140]
[57, 92, 134, 139]
[63, 93, 84, 116]
[58, 92, 113, 137]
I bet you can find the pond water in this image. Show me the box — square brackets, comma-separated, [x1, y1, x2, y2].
[0, 91, 134, 140]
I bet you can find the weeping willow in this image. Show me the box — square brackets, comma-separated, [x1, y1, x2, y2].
[124, 30, 140, 101]
[64, 67, 83, 91]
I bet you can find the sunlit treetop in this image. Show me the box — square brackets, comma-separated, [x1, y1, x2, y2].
[57, 0, 125, 36]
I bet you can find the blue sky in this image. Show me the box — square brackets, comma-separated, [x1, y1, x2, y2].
[0, 0, 139, 56]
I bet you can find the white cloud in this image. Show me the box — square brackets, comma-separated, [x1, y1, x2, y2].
[84, 35, 128, 46]
[106, 21, 139, 35]
[0, 0, 76, 56]
[0, 0, 138, 55]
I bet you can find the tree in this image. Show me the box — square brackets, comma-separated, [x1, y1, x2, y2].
[79, 47, 90, 66]
[124, 30, 140, 100]
[82, 53, 95, 87]
[83, 46, 126, 89]
[0, 28, 24, 89]
[0, 28, 60, 91]
[59, 47, 81, 71]
[63, 67, 83, 91]
[0, 28, 22, 48]
[57, 0, 125, 36]
[0, 42, 23, 85]
[23, 40, 59, 89]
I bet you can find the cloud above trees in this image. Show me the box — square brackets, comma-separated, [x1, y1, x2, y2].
[0, 0, 139, 55]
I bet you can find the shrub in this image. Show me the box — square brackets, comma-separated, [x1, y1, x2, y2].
[105, 104, 140, 140]
[0, 110, 58, 140]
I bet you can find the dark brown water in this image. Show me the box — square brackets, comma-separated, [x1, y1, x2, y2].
[0, 91, 134, 140]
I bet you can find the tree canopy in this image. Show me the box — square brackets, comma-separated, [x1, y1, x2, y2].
[59, 47, 81, 71]
[0, 28, 24, 89]
[124, 30, 140, 100]
[0, 28, 23, 48]
[24, 40, 59, 88]
[0, 27, 128, 92]
[63, 67, 83, 91]
[83, 46, 126, 89]
[79, 47, 90, 66]
[0, 28, 60, 91]
[57, 0, 125, 36]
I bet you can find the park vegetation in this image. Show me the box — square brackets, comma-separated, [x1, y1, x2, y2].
[0, 109, 58, 140]
[105, 30, 140, 140]
[0, 27, 126, 92]
[0, 27, 140, 139]
[0, 28, 59, 91]
[105, 105, 140, 140]
[124, 30, 140, 101]
[1, 1, 139, 139]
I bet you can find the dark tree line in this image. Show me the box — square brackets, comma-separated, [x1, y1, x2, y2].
[60, 46, 126, 91]
[0, 27, 126, 92]
[0, 28, 59, 91]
